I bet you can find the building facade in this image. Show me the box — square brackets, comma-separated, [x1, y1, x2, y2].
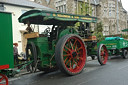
[34, 0, 128, 36]
[0, 0, 54, 53]
[34, 0, 98, 31]
[35, 0, 75, 13]
[98, 0, 127, 35]
[127, 15, 128, 29]
[35, 0, 55, 9]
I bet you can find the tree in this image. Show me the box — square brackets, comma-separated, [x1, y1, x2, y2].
[93, 22, 104, 42]
[77, 0, 92, 15]
[75, 0, 92, 27]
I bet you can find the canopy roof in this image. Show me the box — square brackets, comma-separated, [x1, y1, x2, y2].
[122, 28, 128, 32]
[18, 10, 97, 25]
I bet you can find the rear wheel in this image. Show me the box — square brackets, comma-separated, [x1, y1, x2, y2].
[55, 34, 86, 75]
[122, 49, 128, 59]
[97, 44, 108, 65]
[0, 73, 8, 85]
[26, 42, 37, 73]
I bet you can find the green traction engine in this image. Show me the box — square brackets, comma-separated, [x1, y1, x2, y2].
[19, 10, 108, 75]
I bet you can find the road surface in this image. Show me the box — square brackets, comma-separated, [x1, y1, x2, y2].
[9, 56, 128, 85]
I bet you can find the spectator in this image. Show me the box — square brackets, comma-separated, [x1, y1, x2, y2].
[13, 43, 19, 65]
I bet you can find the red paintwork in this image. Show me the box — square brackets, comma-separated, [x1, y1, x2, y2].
[100, 45, 108, 64]
[0, 65, 9, 70]
[63, 36, 86, 73]
[0, 73, 8, 85]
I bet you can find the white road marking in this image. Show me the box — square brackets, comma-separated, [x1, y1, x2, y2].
[9, 77, 20, 82]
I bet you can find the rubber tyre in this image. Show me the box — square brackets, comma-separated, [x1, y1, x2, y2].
[97, 44, 108, 65]
[55, 34, 87, 75]
[122, 49, 128, 59]
[26, 42, 37, 73]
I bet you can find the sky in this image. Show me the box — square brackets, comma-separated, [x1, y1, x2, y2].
[121, 0, 128, 12]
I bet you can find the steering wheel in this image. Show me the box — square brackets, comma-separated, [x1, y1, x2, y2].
[43, 27, 51, 36]
[44, 27, 50, 33]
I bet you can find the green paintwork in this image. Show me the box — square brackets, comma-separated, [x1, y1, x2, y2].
[0, 11, 14, 68]
[27, 28, 78, 68]
[27, 37, 56, 68]
[18, 10, 97, 25]
[58, 28, 78, 39]
[98, 39, 128, 50]
[98, 39, 128, 56]
[122, 28, 128, 32]
[19, 9, 98, 70]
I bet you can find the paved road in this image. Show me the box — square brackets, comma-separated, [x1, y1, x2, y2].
[9, 56, 128, 85]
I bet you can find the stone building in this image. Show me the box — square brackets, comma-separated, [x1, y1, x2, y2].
[91, 0, 100, 17]
[127, 15, 128, 29]
[35, 0, 76, 13]
[98, 0, 127, 35]
[55, 0, 75, 14]
[34, 0, 55, 9]
[34, 0, 94, 14]
[34, 0, 127, 35]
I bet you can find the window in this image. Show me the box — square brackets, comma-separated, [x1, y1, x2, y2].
[109, 3, 112, 17]
[0, 3, 4, 11]
[103, 7, 107, 17]
[56, 7, 58, 10]
[109, 10, 111, 16]
[58, 6, 60, 11]
[55, 0, 66, 13]
[60, 6, 62, 12]
[63, 5, 66, 13]
[57, 5, 66, 13]
[108, 3, 111, 7]
[92, 9, 94, 16]
[61, 6, 63, 12]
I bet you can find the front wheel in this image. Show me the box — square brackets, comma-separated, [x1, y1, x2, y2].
[97, 44, 108, 65]
[55, 34, 87, 75]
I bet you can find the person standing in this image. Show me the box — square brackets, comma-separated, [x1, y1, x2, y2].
[13, 43, 19, 65]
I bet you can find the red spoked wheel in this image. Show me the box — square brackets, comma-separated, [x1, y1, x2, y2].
[55, 34, 86, 75]
[97, 44, 108, 65]
[0, 73, 8, 85]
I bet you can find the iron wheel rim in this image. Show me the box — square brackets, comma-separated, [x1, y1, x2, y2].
[99, 45, 108, 64]
[0, 74, 8, 85]
[62, 36, 86, 73]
